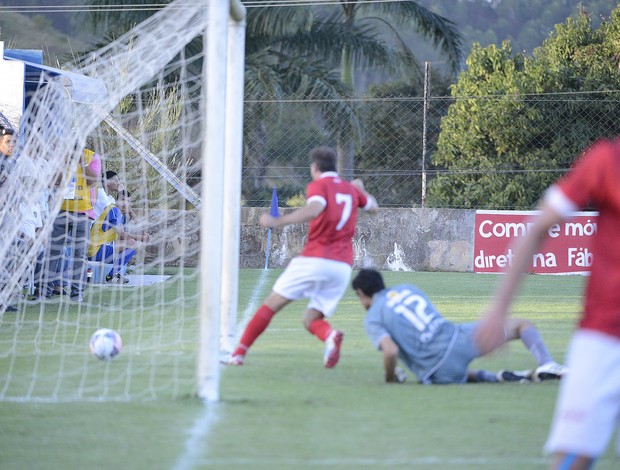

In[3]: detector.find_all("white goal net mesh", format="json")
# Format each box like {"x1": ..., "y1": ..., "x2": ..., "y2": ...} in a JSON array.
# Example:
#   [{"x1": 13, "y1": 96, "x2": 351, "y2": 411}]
[{"x1": 0, "y1": 0, "x2": 220, "y2": 402}]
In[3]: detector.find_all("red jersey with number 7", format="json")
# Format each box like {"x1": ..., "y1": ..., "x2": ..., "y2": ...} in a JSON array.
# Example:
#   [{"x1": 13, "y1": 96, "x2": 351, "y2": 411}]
[{"x1": 300, "y1": 172, "x2": 371, "y2": 265}]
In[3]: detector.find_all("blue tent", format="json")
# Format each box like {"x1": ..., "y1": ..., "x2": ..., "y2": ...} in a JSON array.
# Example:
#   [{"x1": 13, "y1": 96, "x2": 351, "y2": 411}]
[{"x1": 3, "y1": 48, "x2": 106, "y2": 107}]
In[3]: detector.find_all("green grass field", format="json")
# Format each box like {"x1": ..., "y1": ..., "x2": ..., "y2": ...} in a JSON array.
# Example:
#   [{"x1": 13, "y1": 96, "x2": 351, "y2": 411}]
[{"x1": 1, "y1": 270, "x2": 618, "y2": 469}]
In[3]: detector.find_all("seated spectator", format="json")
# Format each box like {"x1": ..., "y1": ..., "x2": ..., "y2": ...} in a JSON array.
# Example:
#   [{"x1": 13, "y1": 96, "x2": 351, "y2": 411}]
[
  {"x1": 91, "y1": 170, "x2": 124, "y2": 220},
  {"x1": 88, "y1": 190, "x2": 149, "y2": 283}
]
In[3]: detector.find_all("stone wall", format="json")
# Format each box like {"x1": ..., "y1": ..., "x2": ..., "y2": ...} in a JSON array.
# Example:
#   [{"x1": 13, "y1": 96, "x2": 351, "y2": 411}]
[
  {"x1": 145, "y1": 208, "x2": 476, "y2": 271},
  {"x1": 240, "y1": 207, "x2": 476, "y2": 272}
]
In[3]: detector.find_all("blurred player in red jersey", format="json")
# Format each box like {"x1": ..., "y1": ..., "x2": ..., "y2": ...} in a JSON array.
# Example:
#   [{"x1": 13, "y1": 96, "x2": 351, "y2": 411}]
[
  {"x1": 477, "y1": 138, "x2": 620, "y2": 470},
  {"x1": 225, "y1": 146, "x2": 378, "y2": 368}
]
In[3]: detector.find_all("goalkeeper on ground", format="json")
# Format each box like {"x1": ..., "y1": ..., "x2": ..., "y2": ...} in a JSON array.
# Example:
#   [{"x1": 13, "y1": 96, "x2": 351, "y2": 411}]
[{"x1": 352, "y1": 268, "x2": 567, "y2": 384}]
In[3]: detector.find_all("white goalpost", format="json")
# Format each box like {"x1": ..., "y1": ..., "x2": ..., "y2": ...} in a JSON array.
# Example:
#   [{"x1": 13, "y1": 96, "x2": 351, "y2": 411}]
[
  {"x1": 0, "y1": 0, "x2": 246, "y2": 402},
  {"x1": 198, "y1": 0, "x2": 247, "y2": 402}
]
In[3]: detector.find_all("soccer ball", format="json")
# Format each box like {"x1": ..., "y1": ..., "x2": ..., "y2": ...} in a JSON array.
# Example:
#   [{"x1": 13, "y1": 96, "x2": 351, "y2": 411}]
[{"x1": 89, "y1": 328, "x2": 122, "y2": 360}]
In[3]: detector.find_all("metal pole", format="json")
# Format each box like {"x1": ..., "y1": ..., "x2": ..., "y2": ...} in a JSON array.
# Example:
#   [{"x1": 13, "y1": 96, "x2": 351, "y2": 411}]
[
  {"x1": 104, "y1": 115, "x2": 201, "y2": 208},
  {"x1": 421, "y1": 62, "x2": 430, "y2": 208},
  {"x1": 198, "y1": 0, "x2": 229, "y2": 402},
  {"x1": 221, "y1": 3, "x2": 246, "y2": 354}
]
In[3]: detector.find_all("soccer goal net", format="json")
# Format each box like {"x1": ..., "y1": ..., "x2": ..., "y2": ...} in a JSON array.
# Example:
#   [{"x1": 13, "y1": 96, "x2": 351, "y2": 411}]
[{"x1": 0, "y1": 0, "x2": 245, "y2": 402}]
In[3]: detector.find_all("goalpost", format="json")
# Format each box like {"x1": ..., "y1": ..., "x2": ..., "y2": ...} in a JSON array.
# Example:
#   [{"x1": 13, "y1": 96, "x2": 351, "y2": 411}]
[
  {"x1": 199, "y1": 0, "x2": 247, "y2": 402},
  {"x1": 0, "y1": 0, "x2": 246, "y2": 402}
]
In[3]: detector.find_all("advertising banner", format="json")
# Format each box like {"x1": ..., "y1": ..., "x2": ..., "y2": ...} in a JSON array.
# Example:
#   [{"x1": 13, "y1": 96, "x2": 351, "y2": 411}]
[{"x1": 474, "y1": 210, "x2": 597, "y2": 274}]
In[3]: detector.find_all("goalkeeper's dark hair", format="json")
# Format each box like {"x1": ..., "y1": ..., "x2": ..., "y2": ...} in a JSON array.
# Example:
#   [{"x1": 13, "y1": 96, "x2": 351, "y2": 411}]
[
  {"x1": 310, "y1": 146, "x2": 337, "y2": 173},
  {"x1": 352, "y1": 269, "x2": 386, "y2": 297}
]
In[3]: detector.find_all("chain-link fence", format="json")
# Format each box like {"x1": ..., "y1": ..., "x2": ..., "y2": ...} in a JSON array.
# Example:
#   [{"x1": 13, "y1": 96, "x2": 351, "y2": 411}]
[{"x1": 240, "y1": 91, "x2": 620, "y2": 210}]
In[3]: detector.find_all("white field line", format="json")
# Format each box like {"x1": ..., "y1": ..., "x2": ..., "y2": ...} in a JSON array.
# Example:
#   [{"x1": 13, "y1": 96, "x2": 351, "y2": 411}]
[
  {"x1": 172, "y1": 401, "x2": 220, "y2": 470},
  {"x1": 195, "y1": 456, "x2": 551, "y2": 466},
  {"x1": 235, "y1": 268, "x2": 271, "y2": 339},
  {"x1": 173, "y1": 269, "x2": 271, "y2": 470}
]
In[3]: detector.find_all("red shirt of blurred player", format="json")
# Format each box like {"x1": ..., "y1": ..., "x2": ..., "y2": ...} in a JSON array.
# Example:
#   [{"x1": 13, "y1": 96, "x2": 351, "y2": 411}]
[
  {"x1": 300, "y1": 172, "x2": 369, "y2": 265},
  {"x1": 550, "y1": 138, "x2": 620, "y2": 338}
]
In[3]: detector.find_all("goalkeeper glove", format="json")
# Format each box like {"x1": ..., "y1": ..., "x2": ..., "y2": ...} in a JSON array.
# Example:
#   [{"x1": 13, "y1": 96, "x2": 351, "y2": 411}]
[
  {"x1": 394, "y1": 367, "x2": 407, "y2": 383},
  {"x1": 385, "y1": 367, "x2": 407, "y2": 384}
]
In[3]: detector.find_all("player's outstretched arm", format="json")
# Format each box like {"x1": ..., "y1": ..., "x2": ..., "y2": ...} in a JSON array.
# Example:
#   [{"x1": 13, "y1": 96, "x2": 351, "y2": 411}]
[
  {"x1": 477, "y1": 199, "x2": 564, "y2": 355},
  {"x1": 379, "y1": 336, "x2": 405, "y2": 383},
  {"x1": 260, "y1": 200, "x2": 324, "y2": 228}
]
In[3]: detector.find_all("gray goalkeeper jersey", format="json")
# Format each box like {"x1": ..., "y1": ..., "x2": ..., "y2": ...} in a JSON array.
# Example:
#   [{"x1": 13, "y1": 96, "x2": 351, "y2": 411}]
[{"x1": 364, "y1": 284, "x2": 463, "y2": 383}]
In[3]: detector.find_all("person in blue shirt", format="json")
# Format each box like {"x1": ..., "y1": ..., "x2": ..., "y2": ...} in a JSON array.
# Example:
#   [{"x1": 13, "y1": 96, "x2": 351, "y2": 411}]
[
  {"x1": 88, "y1": 190, "x2": 148, "y2": 283},
  {"x1": 351, "y1": 269, "x2": 566, "y2": 384}
]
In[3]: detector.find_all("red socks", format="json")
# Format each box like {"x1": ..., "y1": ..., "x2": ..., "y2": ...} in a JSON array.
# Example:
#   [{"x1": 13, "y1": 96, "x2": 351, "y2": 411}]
[
  {"x1": 233, "y1": 305, "x2": 275, "y2": 357},
  {"x1": 308, "y1": 318, "x2": 332, "y2": 342},
  {"x1": 232, "y1": 306, "x2": 334, "y2": 358}
]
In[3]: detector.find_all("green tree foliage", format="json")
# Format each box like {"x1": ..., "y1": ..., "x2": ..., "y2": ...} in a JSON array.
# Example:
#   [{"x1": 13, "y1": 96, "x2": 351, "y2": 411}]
[
  {"x1": 78, "y1": 1, "x2": 463, "y2": 188},
  {"x1": 97, "y1": 85, "x2": 192, "y2": 209},
  {"x1": 326, "y1": 1, "x2": 462, "y2": 179},
  {"x1": 418, "y1": 0, "x2": 616, "y2": 59},
  {"x1": 429, "y1": 8, "x2": 620, "y2": 209},
  {"x1": 78, "y1": 1, "x2": 448, "y2": 200}
]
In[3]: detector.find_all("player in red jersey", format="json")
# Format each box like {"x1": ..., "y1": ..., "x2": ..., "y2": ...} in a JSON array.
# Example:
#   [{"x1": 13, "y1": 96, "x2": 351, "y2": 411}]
[
  {"x1": 477, "y1": 138, "x2": 620, "y2": 470},
  {"x1": 225, "y1": 146, "x2": 378, "y2": 368}
]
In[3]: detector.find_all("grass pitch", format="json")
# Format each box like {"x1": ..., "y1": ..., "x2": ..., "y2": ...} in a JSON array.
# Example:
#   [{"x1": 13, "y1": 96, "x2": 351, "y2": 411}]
[{"x1": 1, "y1": 270, "x2": 618, "y2": 469}]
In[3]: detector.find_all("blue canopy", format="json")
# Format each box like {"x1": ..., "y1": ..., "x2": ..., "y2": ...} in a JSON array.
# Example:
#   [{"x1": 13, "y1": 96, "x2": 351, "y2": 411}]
[{"x1": 4, "y1": 49, "x2": 107, "y2": 105}]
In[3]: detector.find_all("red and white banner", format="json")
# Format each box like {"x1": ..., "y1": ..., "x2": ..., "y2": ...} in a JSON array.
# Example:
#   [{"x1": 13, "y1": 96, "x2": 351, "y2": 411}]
[{"x1": 474, "y1": 210, "x2": 598, "y2": 274}]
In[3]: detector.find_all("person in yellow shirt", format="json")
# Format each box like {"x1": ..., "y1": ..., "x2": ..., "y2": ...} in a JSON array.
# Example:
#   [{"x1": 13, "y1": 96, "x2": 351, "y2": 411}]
[{"x1": 45, "y1": 149, "x2": 100, "y2": 302}]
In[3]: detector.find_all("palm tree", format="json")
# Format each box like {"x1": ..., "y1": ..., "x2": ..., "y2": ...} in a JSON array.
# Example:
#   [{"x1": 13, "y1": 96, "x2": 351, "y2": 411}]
[
  {"x1": 334, "y1": 1, "x2": 462, "y2": 89},
  {"x1": 242, "y1": 4, "x2": 426, "y2": 183},
  {"x1": 78, "y1": 0, "x2": 168, "y2": 37},
  {"x1": 324, "y1": 1, "x2": 462, "y2": 177},
  {"x1": 239, "y1": 2, "x2": 463, "y2": 178},
  {"x1": 77, "y1": 0, "x2": 462, "y2": 183}
]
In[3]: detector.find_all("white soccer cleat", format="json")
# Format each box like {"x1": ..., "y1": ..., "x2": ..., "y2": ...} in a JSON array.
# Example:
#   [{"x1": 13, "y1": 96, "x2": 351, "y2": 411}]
[
  {"x1": 533, "y1": 362, "x2": 568, "y2": 382},
  {"x1": 324, "y1": 329, "x2": 344, "y2": 369},
  {"x1": 220, "y1": 354, "x2": 244, "y2": 366}
]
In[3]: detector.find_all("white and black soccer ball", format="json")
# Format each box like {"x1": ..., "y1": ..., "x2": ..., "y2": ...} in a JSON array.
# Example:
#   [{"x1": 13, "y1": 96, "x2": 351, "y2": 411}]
[{"x1": 89, "y1": 328, "x2": 122, "y2": 360}]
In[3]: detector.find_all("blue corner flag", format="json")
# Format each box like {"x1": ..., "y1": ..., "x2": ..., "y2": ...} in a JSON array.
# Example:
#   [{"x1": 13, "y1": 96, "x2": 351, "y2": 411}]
[
  {"x1": 265, "y1": 187, "x2": 280, "y2": 269},
  {"x1": 269, "y1": 186, "x2": 280, "y2": 218}
]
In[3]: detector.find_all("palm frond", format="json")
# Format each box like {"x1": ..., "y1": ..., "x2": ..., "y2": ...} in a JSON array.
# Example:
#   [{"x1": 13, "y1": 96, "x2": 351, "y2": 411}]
[
  {"x1": 78, "y1": 0, "x2": 168, "y2": 35},
  {"x1": 279, "y1": 20, "x2": 399, "y2": 72},
  {"x1": 245, "y1": 50, "x2": 286, "y2": 100},
  {"x1": 354, "y1": 0, "x2": 463, "y2": 73},
  {"x1": 246, "y1": 4, "x2": 314, "y2": 38}
]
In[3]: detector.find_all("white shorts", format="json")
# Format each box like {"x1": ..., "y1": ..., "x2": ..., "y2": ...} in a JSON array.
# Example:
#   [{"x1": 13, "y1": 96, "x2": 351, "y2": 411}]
[
  {"x1": 545, "y1": 329, "x2": 620, "y2": 457},
  {"x1": 272, "y1": 256, "x2": 352, "y2": 318}
]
